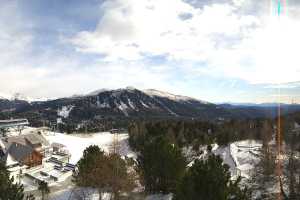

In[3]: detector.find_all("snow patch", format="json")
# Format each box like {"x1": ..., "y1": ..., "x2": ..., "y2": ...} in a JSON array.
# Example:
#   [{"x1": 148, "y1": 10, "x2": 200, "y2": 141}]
[
  {"x1": 128, "y1": 98, "x2": 136, "y2": 110},
  {"x1": 230, "y1": 140, "x2": 261, "y2": 178},
  {"x1": 116, "y1": 101, "x2": 129, "y2": 116},
  {"x1": 146, "y1": 194, "x2": 173, "y2": 200},
  {"x1": 187, "y1": 140, "x2": 262, "y2": 179},
  {"x1": 125, "y1": 86, "x2": 136, "y2": 91},
  {"x1": 99, "y1": 101, "x2": 110, "y2": 108},
  {"x1": 99, "y1": 102, "x2": 110, "y2": 108},
  {"x1": 57, "y1": 105, "x2": 74, "y2": 118},
  {"x1": 144, "y1": 89, "x2": 209, "y2": 104},
  {"x1": 140, "y1": 100, "x2": 150, "y2": 108}
]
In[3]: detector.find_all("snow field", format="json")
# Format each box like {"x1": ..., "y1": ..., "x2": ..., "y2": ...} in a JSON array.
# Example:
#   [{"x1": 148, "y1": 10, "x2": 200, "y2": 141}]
[{"x1": 44, "y1": 131, "x2": 136, "y2": 164}]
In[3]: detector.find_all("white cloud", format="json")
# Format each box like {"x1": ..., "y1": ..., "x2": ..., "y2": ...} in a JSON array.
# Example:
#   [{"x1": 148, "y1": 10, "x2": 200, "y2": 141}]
[
  {"x1": 0, "y1": 1, "x2": 33, "y2": 65},
  {"x1": 70, "y1": 0, "x2": 300, "y2": 85},
  {"x1": 0, "y1": 1, "x2": 182, "y2": 99},
  {"x1": 206, "y1": 16, "x2": 300, "y2": 84},
  {"x1": 0, "y1": 0, "x2": 299, "y2": 101},
  {"x1": 70, "y1": 0, "x2": 256, "y2": 61},
  {"x1": 264, "y1": 81, "x2": 300, "y2": 89},
  {"x1": 0, "y1": 57, "x2": 178, "y2": 99},
  {"x1": 232, "y1": 0, "x2": 246, "y2": 7}
]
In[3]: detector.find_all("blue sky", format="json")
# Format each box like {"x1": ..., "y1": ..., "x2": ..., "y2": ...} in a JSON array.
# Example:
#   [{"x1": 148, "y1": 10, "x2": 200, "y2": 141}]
[{"x1": 0, "y1": 0, "x2": 300, "y2": 103}]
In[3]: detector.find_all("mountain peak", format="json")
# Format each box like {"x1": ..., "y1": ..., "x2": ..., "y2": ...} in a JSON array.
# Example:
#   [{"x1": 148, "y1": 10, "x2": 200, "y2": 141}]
[
  {"x1": 87, "y1": 88, "x2": 110, "y2": 96},
  {"x1": 125, "y1": 86, "x2": 136, "y2": 90},
  {"x1": 87, "y1": 87, "x2": 137, "y2": 96},
  {"x1": 143, "y1": 89, "x2": 208, "y2": 103},
  {"x1": 0, "y1": 92, "x2": 12, "y2": 100}
]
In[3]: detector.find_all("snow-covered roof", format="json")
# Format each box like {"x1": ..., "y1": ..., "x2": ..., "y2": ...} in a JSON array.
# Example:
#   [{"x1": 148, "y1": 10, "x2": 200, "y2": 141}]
[
  {"x1": 5, "y1": 153, "x2": 19, "y2": 167},
  {"x1": 7, "y1": 133, "x2": 49, "y2": 146}
]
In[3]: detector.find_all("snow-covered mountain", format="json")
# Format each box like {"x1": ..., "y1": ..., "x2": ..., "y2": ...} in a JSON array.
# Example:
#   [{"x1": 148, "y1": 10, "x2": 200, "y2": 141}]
[
  {"x1": 0, "y1": 92, "x2": 49, "y2": 102},
  {"x1": 1, "y1": 87, "x2": 300, "y2": 127},
  {"x1": 60, "y1": 87, "x2": 222, "y2": 119},
  {"x1": 143, "y1": 89, "x2": 209, "y2": 104},
  {"x1": 86, "y1": 88, "x2": 110, "y2": 96},
  {"x1": 0, "y1": 92, "x2": 12, "y2": 100},
  {"x1": 0, "y1": 87, "x2": 230, "y2": 122}
]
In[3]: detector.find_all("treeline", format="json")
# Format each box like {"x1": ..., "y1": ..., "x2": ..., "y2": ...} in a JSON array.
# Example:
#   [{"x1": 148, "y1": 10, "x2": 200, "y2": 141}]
[
  {"x1": 1, "y1": 108, "x2": 131, "y2": 134},
  {"x1": 128, "y1": 119, "x2": 275, "y2": 151}
]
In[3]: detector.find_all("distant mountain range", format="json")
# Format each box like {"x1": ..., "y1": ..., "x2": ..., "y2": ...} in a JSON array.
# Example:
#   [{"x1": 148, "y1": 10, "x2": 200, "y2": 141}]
[
  {"x1": 219, "y1": 102, "x2": 298, "y2": 107},
  {"x1": 1, "y1": 87, "x2": 300, "y2": 127}
]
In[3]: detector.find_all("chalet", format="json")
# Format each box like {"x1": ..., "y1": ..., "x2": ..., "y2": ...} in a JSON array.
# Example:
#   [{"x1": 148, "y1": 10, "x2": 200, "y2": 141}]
[
  {"x1": 24, "y1": 133, "x2": 51, "y2": 156},
  {"x1": 5, "y1": 143, "x2": 43, "y2": 167},
  {"x1": 0, "y1": 127, "x2": 73, "y2": 185},
  {"x1": 0, "y1": 133, "x2": 51, "y2": 168}
]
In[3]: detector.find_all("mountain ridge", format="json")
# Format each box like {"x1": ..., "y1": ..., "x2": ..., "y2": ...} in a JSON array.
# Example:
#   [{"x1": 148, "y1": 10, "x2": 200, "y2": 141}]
[
  {"x1": 1, "y1": 87, "x2": 300, "y2": 131},
  {"x1": 2, "y1": 88, "x2": 299, "y2": 106}
]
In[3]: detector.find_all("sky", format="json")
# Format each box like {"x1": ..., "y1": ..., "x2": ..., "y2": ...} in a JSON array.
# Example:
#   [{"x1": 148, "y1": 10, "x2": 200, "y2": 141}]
[{"x1": 0, "y1": 0, "x2": 300, "y2": 103}]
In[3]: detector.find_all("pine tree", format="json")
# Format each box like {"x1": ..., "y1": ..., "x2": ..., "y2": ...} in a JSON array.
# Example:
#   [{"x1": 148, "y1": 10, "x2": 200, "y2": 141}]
[
  {"x1": 107, "y1": 153, "x2": 135, "y2": 200},
  {"x1": 73, "y1": 145, "x2": 105, "y2": 186},
  {"x1": 175, "y1": 154, "x2": 249, "y2": 200},
  {"x1": 73, "y1": 145, "x2": 108, "y2": 199},
  {"x1": 248, "y1": 144, "x2": 276, "y2": 199},
  {"x1": 0, "y1": 162, "x2": 25, "y2": 200},
  {"x1": 73, "y1": 145, "x2": 135, "y2": 200},
  {"x1": 137, "y1": 136, "x2": 186, "y2": 194}
]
